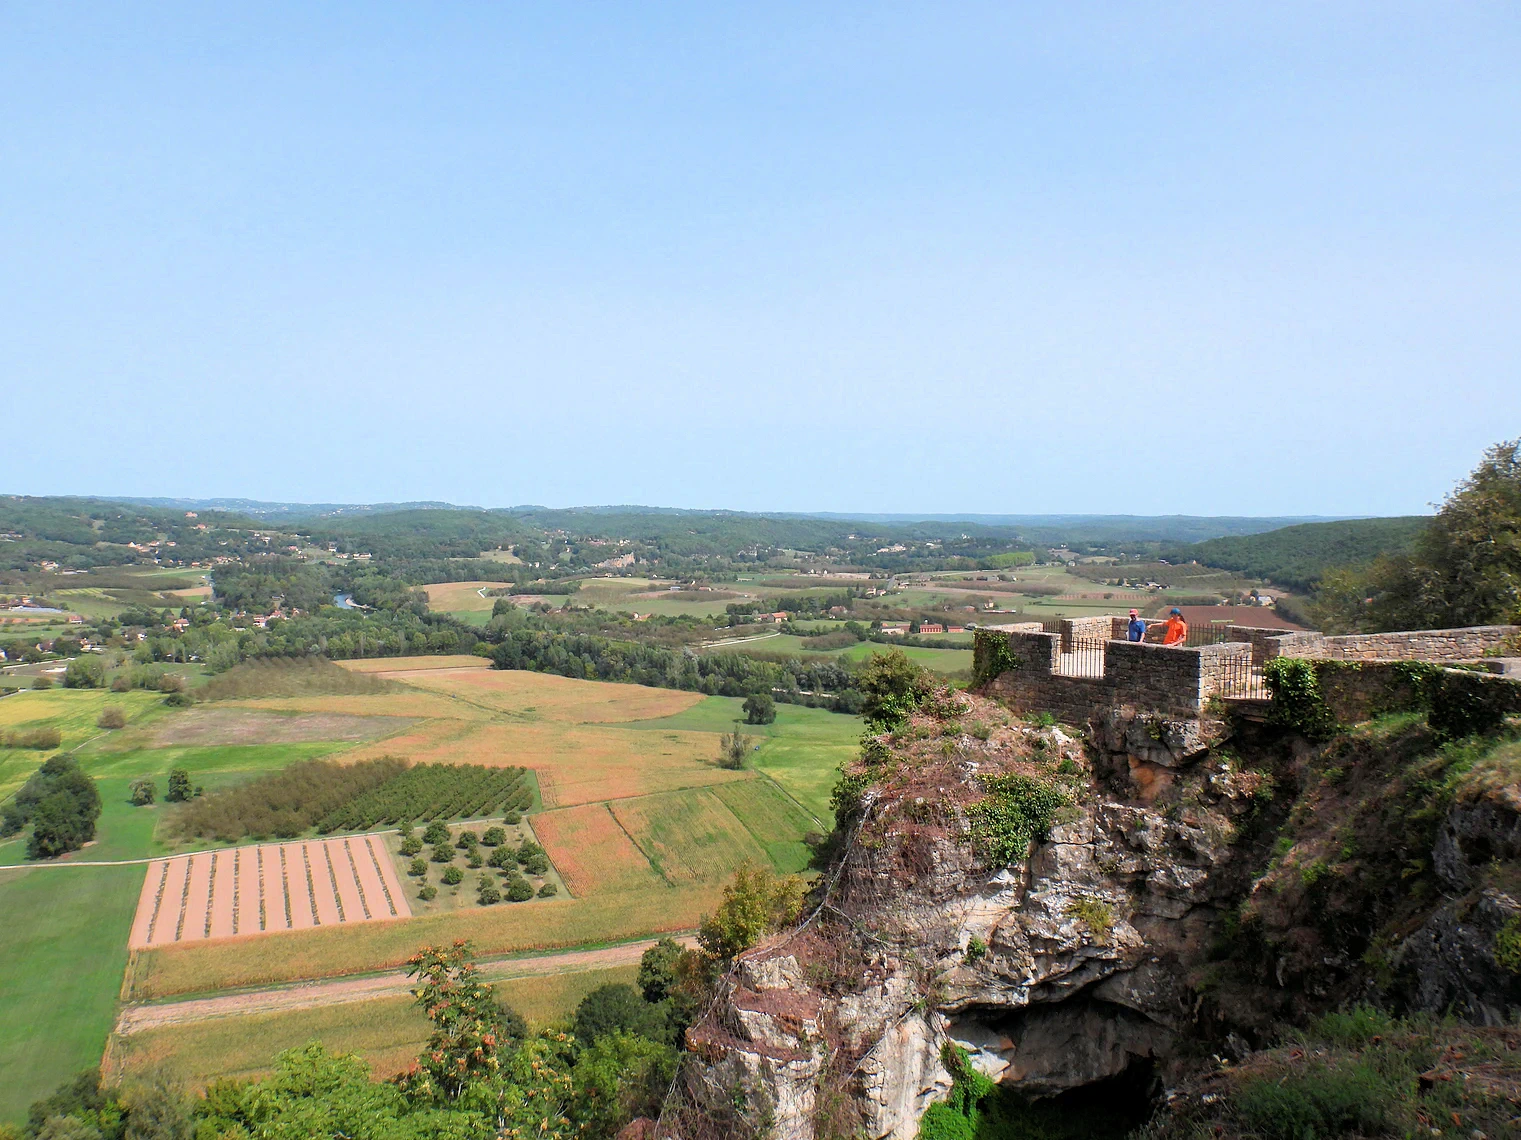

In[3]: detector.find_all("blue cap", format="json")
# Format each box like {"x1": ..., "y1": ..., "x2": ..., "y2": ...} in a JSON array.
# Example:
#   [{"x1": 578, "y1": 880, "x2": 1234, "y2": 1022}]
[{"x1": 1170, "y1": 607, "x2": 1182, "y2": 614}]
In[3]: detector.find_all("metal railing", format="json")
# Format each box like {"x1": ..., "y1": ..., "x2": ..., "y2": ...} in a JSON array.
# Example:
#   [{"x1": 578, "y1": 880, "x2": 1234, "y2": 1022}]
[{"x1": 1210, "y1": 649, "x2": 1271, "y2": 701}]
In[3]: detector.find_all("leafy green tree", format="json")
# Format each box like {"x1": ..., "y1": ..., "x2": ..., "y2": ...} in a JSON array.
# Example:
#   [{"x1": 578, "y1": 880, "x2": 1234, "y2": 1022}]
[
  {"x1": 742, "y1": 692, "x2": 776, "y2": 725},
  {"x1": 397, "y1": 942, "x2": 504, "y2": 1101},
  {"x1": 1315, "y1": 440, "x2": 1521, "y2": 632},
  {"x1": 62, "y1": 656, "x2": 104, "y2": 689},
  {"x1": 570, "y1": 1031, "x2": 676, "y2": 1139},
  {"x1": 423, "y1": 820, "x2": 451, "y2": 845},
  {"x1": 441, "y1": 866, "x2": 464, "y2": 885},
  {"x1": 505, "y1": 876, "x2": 534, "y2": 902},
  {"x1": 572, "y1": 985, "x2": 667, "y2": 1047},
  {"x1": 129, "y1": 779, "x2": 155, "y2": 806},
  {"x1": 480, "y1": 826, "x2": 507, "y2": 846},
  {"x1": 716, "y1": 730, "x2": 751, "y2": 770},
  {"x1": 697, "y1": 862, "x2": 806, "y2": 964},
  {"x1": 164, "y1": 769, "x2": 192, "y2": 803},
  {"x1": 856, "y1": 649, "x2": 932, "y2": 730},
  {"x1": 636, "y1": 938, "x2": 684, "y2": 1004}
]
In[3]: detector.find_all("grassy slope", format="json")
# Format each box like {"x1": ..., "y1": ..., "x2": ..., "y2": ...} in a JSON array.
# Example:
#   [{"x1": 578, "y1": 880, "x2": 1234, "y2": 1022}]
[{"x1": 0, "y1": 864, "x2": 144, "y2": 1123}]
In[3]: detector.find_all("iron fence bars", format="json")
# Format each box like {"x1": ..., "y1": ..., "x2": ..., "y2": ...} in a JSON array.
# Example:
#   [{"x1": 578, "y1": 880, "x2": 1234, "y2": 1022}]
[{"x1": 1210, "y1": 647, "x2": 1270, "y2": 701}]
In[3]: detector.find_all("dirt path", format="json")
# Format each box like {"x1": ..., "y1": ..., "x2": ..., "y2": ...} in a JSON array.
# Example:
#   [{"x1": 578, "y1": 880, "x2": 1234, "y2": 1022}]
[{"x1": 114, "y1": 935, "x2": 696, "y2": 1035}]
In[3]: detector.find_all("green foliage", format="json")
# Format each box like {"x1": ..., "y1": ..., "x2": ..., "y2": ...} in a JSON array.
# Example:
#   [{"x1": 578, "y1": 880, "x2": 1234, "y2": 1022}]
[
  {"x1": 572, "y1": 984, "x2": 668, "y2": 1047},
  {"x1": 480, "y1": 826, "x2": 507, "y2": 847},
  {"x1": 696, "y1": 862, "x2": 806, "y2": 963},
  {"x1": 742, "y1": 692, "x2": 777, "y2": 724},
  {"x1": 165, "y1": 768, "x2": 193, "y2": 804},
  {"x1": 441, "y1": 866, "x2": 464, "y2": 886},
  {"x1": 61, "y1": 657, "x2": 104, "y2": 690},
  {"x1": 1234, "y1": 1063, "x2": 1392, "y2": 1139},
  {"x1": 128, "y1": 778, "x2": 155, "y2": 807},
  {"x1": 1263, "y1": 658, "x2": 1338, "y2": 739},
  {"x1": 964, "y1": 775, "x2": 1067, "y2": 867},
  {"x1": 32, "y1": 675, "x2": 53, "y2": 690},
  {"x1": 320, "y1": 764, "x2": 529, "y2": 831},
  {"x1": 423, "y1": 820, "x2": 451, "y2": 845},
  {"x1": 95, "y1": 708, "x2": 126, "y2": 730},
  {"x1": 418, "y1": 884, "x2": 438, "y2": 901},
  {"x1": 536, "y1": 881, "x2": 557, "y2": 897},
  {"x1": 570, "y1": 1031, "x2": 676, "y2": 1140},
  {"x1": 717, "y1": 729, "x2": 752, "y2": 770},
  {"x1": 408, "y1": 857, "x2": 428, "y2": 877},
  {"x1": 1495, "y1": 916, "x2": 1521, "y2": 973},
  {"x1": 1427, "y1": 671, "x2": 1516, "y2": 739},
  {"x1": 505, "y1": 877, "x2": 535, "y2": 902},
  {"x1": 476, "y1": 875, "x2": 501, "y2": 905},
  {"x1": 400, "y1": 835, "x2": 423, "y2": 856},
  {"x1": 455, "y1": 830, "x2": 478, "y2": 849},
  {"x1": 963, "y1": 936, "x2": 987, "y2": 964},
  {"x1": 971, "y1": 631, "x2": 1021, "y2": 687},
  {"x1": 917, "y1": 1103, "x2": 975, "y2": 1140},
  {"x1": 398, "y1": 941, "x2": 504, "y2": 1100},
  {"x1": 1064, "y1": 897, "x2": 1114, "y2": 943},
  {"x1": 637, "y1": 938, "x2": 685, "y2": 1004},
  {"x1": 1170, "y1": 516, "x2": 1427, "y2": 592},
  {"x1": 857, "y1": 649, "x2": 933, "y2": 730},
  {"x1": 487, "y1": 845, "x2": 513, "y2": 869},
  {"x1": 0, "y1": 755, "x2": 102, "y2": 858}
]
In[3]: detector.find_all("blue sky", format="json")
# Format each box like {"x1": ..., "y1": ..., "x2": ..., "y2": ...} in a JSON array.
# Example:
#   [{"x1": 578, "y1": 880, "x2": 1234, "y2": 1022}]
[{"x1": 3, "y1": 3, "x2": 1516, "y2": 516}]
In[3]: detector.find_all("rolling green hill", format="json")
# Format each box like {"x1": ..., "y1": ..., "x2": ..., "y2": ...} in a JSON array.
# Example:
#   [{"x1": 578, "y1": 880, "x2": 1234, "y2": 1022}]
[{"x1": 1167, "y1": 516, "x2": 1429, "y2": 591}]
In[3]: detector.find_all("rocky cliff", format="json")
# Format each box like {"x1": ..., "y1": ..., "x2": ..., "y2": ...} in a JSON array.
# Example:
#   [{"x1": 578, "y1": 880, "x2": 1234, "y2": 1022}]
[{"x1": 681, "y1": 689, "x2": 1521, "y2": 1139}]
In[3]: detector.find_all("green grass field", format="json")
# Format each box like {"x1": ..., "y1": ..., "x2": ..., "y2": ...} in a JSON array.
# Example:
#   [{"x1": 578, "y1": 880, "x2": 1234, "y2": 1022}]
[{"x1": 0, "y1": 864, "x2": 145, "y2": 1123}]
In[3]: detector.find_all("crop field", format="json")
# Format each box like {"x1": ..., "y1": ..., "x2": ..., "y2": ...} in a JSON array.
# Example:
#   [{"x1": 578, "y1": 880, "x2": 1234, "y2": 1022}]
[
  {"x1": 378, "y1": 666, "x2": 705, "y2": 723},
  {"x1": 129, "y1": 834, "x2": 411, "y2": 949},
  {"x1": 2, "y1": 668, "x2": 858, "y2": 1112},
  {"x1": 108, "y1": 963, "x2": 638, "y2": 1090},
  {"x1": 420, "y1": 580, "x2": 511, "y2": 616},
  {"x1": 611, "y1": 788, "x2": 770, "y2": 885},
  {"x1": 532, "y1": 802, "x2": 665, "y2": 895},
  {"x1": 126, "y1": 881, "x2": 721, "y2": 999},
  {"x1": 341, "y1": 654, "x2": 490, "y2": 673}
]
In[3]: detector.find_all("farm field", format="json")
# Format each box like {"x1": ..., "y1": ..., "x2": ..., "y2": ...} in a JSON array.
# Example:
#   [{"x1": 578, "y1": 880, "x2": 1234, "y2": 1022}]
[
  {"x1": 419, "y1": 580, "x2": 511, "y2": 619},
  {"x1": 0, "y1": 864, "x2": 144, "y2": 1123},
  {"x1": 108, "y1": 963, "x2": 638, "y2": 1090},
  {"x1": 709, "y1": 632, "x2": 973, "y2": 675},
  {"x1": 1, "y1": 664, "x2": 856, "y2": 1119}
]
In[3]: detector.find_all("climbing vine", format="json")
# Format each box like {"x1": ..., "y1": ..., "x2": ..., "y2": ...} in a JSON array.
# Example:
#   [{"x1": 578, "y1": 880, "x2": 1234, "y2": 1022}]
[
  {"x1": 1263, "y1": 657, "x2": 1339, "y2": 740},
  {"x1": 964, "y1": 774, "x2": 1068, "y2": 867},
  {"x1": 972, "y1": 631, "x2": 1021, "y2": 687}
]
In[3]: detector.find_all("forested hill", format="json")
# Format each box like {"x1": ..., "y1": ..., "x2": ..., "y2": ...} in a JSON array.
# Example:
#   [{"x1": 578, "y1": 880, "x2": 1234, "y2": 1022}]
[{"x1": 1164, "y1": 516, "x2": 1429, "y2": 591}]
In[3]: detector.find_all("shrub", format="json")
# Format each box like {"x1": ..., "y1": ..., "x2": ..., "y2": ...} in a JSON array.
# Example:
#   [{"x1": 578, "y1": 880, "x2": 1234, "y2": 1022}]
[
  {"x1": 697, "y1": 862, "x2": 806, "y2": 963},
  {"x1": 399, "y1": 835, "x2": 423, "y2": 857},
  {"x1": 480, "y1": 826, "x2": 507, "y2": 846},
  {"x1": 2, "y1": 726, "x2": 63, "y2": 750},
  {"x1": 573, "y1": 983, "x2": 666, "y2": 1046},
  {"x1": 1264, "y1": 658, "x2": 1338, "y2": 739},
  {"x1": 455, "y1": 830, "x2": 478, "y2": 849},
  {"x1": 522, "y1": 852, "x2": 549, "y2": 876},
  {"x1": 1496, "y1": 916, "x2": 1521, "y2": 973},
  {"x1": 418, "y1": 885, "x2": 437, "y2": 901},
  {"x1": 129, "y1": 778, "x2": 156, "y2": 806},
  {"x1": 32, "y1": 675, "x2": 53, "y2": 690},
  {"x1": 1064, "y1": 897, "x2": 1114, "y2": 943},
  {"x1": 432, "y1": 842, "x2": 456, "y2": 863},
  {"x1": 477, "y1": 875, "x2": 501, "y2": 905},
  {"x1": 965, "y1": 775, "x2": 1067, "y2": 867},
  {"x1": 408, "y1": 858, "x2": 427, "y2": 877},
  {"x1": 488, "y1": 845, "x2": 513, "y2": 869},
  {"x1": 917, "y1": 1103, "x2": 975, "y2": 1140},
  {"x1": 441, "y1": 866, "x2": 464, "y2": 886},
  {"x1": 504, "y1": 810, "x2": 521, "y2": 825},
  {"x1": 505, "y1": 876, "x2": 535, "y2": 902},
  {"x1": 717, "y1": 730, "x2": 751, "y2": 770},
  {"x1": 467, "y1": 851, "x2": 484, "y2": 868},
  {"x1": 163, "y1": 691, "x2": 193, "y2": 707},
  {"x1": 1234, "y1": 1063, "x2": 1392, "y2": 1140},
  {"x1": 96, "y1": 707, "x2": 127, "y2": 730},
  {"x1": 537, "y1": 881, "x2": 558, "y2": 897},
  {"x1": 423, "y1": 820, "x2": 451, "y2": 845},
  {"x1": 166, "y1": 768, "x2": 194, "y2": 803},
  {"x1": 857, "y1": 649, "x2": 933, "y2": 730},
  {"x1": 516, "y1": 839, "x2": 544, "y2": 863}
]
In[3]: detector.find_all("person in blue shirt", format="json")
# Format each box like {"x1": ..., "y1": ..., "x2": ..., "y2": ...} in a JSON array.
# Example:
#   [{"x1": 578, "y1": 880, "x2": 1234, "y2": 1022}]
[{"x1": 1127, "y1": 609, "x2": 1147, "y2": 643}]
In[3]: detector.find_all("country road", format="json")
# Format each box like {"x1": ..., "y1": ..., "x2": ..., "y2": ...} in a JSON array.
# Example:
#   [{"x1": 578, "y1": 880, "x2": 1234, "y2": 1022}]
[{"x1": 114, "y1": 935, "x2": 696, "y2": 1035}]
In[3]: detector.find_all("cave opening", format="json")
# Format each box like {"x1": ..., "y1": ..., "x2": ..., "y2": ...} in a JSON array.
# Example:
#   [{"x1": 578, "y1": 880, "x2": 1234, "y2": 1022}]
[{"x1": 974, "y1": 1059, "x2": 1159, "y2": 1140}]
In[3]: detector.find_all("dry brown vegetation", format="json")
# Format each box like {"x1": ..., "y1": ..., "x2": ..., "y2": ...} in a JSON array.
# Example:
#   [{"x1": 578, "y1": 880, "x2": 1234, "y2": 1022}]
[{"x1": 198, "y1": 657, "x2": 401, "y2": 701}]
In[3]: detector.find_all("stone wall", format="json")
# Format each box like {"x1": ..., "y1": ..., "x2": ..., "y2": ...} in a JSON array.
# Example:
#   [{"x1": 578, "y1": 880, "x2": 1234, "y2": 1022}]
[
  {"x1": 979, "y1": 630, "x2": 1248, "y2": 723},
  {"x1": 1217, "y1": 624, "x2": 1517, "y2": 665}
]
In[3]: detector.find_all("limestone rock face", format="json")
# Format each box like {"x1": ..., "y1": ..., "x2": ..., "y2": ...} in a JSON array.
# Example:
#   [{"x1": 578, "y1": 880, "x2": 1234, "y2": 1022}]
[{"x1": 685, "y1": 703, "x2": 1259, "y2": 1140}]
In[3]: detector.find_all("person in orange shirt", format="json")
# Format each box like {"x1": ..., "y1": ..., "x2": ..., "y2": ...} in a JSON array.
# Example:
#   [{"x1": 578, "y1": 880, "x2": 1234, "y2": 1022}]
[{"x1": 1162, "y1": 607, "x2": 1188, "y2": 646}]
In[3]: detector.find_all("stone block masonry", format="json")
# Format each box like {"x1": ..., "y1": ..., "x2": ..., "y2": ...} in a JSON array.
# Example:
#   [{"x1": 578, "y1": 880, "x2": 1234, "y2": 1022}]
[{"x1": 977, "y1": 619, "x2": 1520, "y2": 726}]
